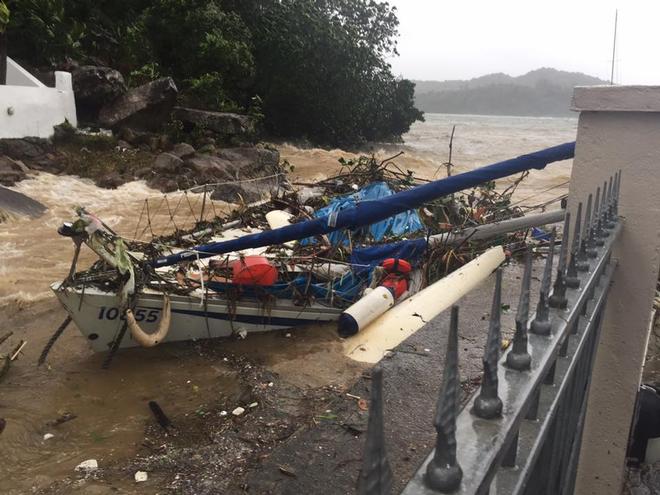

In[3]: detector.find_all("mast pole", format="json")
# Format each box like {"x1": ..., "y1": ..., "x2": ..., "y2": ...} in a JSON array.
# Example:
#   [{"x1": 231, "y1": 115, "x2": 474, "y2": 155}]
[{"x1": 610, "y1": 9, "x2": 618, "y2": 85}]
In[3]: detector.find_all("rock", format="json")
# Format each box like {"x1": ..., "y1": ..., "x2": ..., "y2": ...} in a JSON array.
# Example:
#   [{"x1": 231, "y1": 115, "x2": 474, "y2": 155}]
[
  {"x1": 215, "y1": 146, "x2": 280, "y2": 176},
  {"x1": 96, "y1": 172, "x2": 124, "y2": 189},
  {"x1": 134, "y1": 167, "x2": 153, "y2": 179},
  {"x1": 43, "y1": 433, "x2": 55, "y2": 441},
  {"x1": 0, "y1": 156, "x2": 27, "y2": 186},
  {"x1": 72, "y1": 66, "x2": 127, "y2": 122},
  {"x1": 184, "y1": 154, "x2": 238, "y2": 181},
  {"x1": 173, "y1": 107, "x2": 255, "y2": 137},
  {"x1": 153, "y1": 152, "x2": 183, "y2": 174},
  {"x1": 171, "y1": 142, "x2": 195, "y2": 158},
  {"x1": 210, "y1": 183, "x2": 262, "y2": 204},
  {"x1": 99, "y1": 78, "x2": 178, "y2": 131},
  {"x1": 146, "y1": 176, "x2": 179, "y2": 193},
  {"x1": 75, "y1": 459, "x2": 98, "y2": 472},
  {"x1": 0, "y1": 138, "x2": 47, "y2": 160},
  {"x1": 232, "y1": 407, "x2": 245, "y2": 416},
  {"x1": 116, "y1": 140, "x2": 132, "y2": 150},
  {"x1": 134, "y1": 471, "x2": 148, "y2": 483}
]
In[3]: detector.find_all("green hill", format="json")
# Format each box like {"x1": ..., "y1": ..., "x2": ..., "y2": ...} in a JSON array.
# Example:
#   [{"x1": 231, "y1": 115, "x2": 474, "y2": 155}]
[{"x1": 414, "y1": 68, "x2": 607, "y2": 116}]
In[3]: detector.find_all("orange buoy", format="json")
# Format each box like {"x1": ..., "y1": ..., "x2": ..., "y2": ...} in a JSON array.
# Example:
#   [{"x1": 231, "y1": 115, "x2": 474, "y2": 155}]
[
  {"x1": 231, "y1": 256, "x2": 278, "y2": 286},
  {"x1": 381, "y1": 258, "x2": 412, "y2": 274}
]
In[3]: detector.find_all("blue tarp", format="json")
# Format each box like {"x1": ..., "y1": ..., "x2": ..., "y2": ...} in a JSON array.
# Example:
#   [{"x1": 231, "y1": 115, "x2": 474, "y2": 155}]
[
  {"x1": 152, "y1": 142, "x2": 575, "y2": 267},
  {"x1": 207, "y1": 271, "x2": 368, "y2": 304},
  {"x1": 302, "y1": 181, "x2": 424, "y2": 246},
  {"x1": 350, "y1": 238, "x2": 428, "y2": 273}
]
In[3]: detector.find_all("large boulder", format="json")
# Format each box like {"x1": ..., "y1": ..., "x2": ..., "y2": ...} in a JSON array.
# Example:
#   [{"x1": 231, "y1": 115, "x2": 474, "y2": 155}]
[
  {"x1": 173, "y1": 107, "x2": 255, "y2": 138},
  {"x1": 99, "y1": 78, "x2": 178, "y2": 131},
  {"x1": 215, "y1": 146, "x2": 279, "y2": 176},
  {"x1": 72, "y1": 66, "x2": 127, "y2": 122},
  {"x1": 0, "y1": 138, "x2": 48, "y2": 160},
  {"x1": 0, "y1": 156, "x2": 28, "y2": 186},
  {"x1": 183, "y1": 154, "x2": 238, "y2": 181},
  {"x1": 153, "y1": 152, "x2": 183, "y2": 174}
]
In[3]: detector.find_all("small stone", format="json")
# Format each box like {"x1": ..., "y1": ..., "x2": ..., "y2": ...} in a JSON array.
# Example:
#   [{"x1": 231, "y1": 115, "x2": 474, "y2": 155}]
[
  {"x1": 267, "y1": 382, "x2": 274, "y2": 387},
  {"x1": 232, "y1": 407, "x2": 245, "y2": 416},
  {"x1": 219, "y1": 411, "x2": 228, "y2": 417},
  {"x1": 424, "y1": 348, "x2": 431, "y2": 352},
  {"x1": 75, "y1": 459, "x2": 98, "y2": 472},
  {"x1": 43, "y1": 433, "x2": 55, "y2": 441},
  {"x1": 285, "y1": 333, "x2": 292, "y2": 338},
  {"x1": 134, "y1": 471, "x2": 148, "y2": 482},
  {"x1": 248, "y1": 402, "x2": 258, "y2": 408}
]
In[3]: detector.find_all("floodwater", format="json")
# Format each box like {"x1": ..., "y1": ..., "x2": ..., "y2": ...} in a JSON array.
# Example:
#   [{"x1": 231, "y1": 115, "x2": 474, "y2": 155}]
[{"x1": 0, "y1": 114, "x2": 577, "y2": 493}]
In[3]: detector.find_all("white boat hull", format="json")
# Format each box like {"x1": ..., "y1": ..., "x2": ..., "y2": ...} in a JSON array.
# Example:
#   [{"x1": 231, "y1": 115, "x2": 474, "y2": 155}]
[{"x1": 51, "y1": 282, "x2": 342, "y2": 352}]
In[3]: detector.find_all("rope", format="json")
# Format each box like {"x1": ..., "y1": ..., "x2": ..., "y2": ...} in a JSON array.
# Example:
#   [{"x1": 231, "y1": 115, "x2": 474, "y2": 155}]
[
  {"x1": 101, "y1": 321, "x2": 127, "y2": 369},
  {"x1": 37, "y1": 316, "x2": 72, "y2": 366}
]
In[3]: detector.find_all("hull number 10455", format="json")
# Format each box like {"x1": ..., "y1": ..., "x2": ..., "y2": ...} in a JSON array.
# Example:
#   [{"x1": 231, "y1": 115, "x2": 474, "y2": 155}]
[{"x1": 98, "y1": 307, "x2": 160, "y2": 322}]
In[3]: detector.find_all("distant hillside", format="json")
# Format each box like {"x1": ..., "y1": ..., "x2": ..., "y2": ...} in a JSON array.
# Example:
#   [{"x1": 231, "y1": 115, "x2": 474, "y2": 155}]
[{"x1": 414, "y1": 68, "x2": 607, "y2": 116}]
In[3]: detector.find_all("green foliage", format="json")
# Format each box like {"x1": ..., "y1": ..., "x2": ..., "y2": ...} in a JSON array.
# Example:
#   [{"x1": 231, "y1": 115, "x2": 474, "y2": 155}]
[
  {"x1": 0, "y1": 2, "x2": 9, "y2": 34},
  {"x1": 7, "y1": 0, "x2": 423, "y2": 146},
  {"x1": 181, "y1": 72, "x2": 239, "y2": 112}
]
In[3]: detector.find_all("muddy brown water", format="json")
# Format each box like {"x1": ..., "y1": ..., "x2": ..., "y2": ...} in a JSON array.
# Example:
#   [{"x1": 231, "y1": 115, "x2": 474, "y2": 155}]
[{"x1": 0, "y1": 114, "x2": 577, "y2": 493}]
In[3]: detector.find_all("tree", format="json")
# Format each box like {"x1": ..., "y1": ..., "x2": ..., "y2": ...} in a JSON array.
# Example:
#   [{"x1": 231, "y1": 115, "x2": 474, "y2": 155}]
[
  {"x1": 0, "y1": 1, "x2": 8, "y2": 84},
  {"x1": 231, "y1": 0, "x2": 423, "y2": 145}
]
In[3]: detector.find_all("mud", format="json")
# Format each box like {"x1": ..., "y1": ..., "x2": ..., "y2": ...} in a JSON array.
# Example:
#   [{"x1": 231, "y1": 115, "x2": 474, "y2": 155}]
[{"x1": 0, "y1": 259, "x2": 541, "y2": 494}]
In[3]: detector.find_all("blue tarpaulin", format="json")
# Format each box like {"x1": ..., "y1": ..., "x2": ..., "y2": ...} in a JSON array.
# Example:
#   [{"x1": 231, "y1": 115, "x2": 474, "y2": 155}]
[
  {"x1": 350, "y1": 238, "x2": 428, "y2": 273},
  {"x1": 152, "y1": 142, "x2": 575, "y2": 267},
  {"x1": 302, "y1": 181, "x2": 424, "y2": 246}
]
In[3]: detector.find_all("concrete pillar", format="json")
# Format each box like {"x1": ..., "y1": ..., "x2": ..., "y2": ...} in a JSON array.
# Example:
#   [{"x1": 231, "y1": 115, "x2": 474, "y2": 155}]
[{"x1": 571, "y1": 86, "x2": 660, "y2": 494}]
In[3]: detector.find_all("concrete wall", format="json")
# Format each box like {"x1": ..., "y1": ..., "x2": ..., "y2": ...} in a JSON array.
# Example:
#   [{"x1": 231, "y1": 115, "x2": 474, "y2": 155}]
[
  {"x1": 571, "y1": 86, "x2": 660, "y2": 494},
  {"x1": 0, "y1": 57, "x2": 77, "y2": 138}
]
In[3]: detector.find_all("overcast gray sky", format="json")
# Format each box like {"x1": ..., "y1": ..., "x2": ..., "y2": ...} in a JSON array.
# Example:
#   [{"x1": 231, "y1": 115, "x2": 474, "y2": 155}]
[{"x1": 387, "y1": 0, "x2": 659, "y2": 84}]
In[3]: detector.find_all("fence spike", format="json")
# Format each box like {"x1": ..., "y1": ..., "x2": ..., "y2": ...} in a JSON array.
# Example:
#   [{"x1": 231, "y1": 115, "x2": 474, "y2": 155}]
[
  {"x1": 589, "y1": 187, "x2": 603, "y2": 250},
  {"x1": 605, "y1": 176, "x2": 615, "y2": 228},
  {"x1": 473, "y1": 268, "x2": 503, "y2": 419},
  {"x1": 506, "y1": 249, "x2": 533, "y2": 371},
  {"x1": 576, "y1": 194, "x2": 592, "y2": 272},
  {"x1": 531, "y1": 228, "x2": 557, "y2": 335},
  {"x1": 565, "y1": 202, "x2": 583, "y2": 289},
  {"x1": 425, "y1": 306, "x2": 463, "y2": 492},
  {"x1": 613, "y1": 170, "x2": 622, "y2": 217},
  {"x1": 549, "y1": 212, "x2": 570, "y2": 309},
  {"x1": 599, "y1": 180, "x2": 611, "y2": 237},
  {"x1": 358, "y1": 366, "x2": 393, "y2": 495}
]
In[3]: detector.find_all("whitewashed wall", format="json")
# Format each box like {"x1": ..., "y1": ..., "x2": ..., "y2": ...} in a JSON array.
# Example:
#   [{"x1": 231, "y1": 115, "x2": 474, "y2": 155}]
[{"x1": 0, "y1": 57, "x2": 77, "y2": 139}]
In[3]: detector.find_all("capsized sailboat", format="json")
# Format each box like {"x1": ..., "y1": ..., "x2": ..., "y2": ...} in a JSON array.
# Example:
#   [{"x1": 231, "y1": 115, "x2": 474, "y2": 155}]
[{"x1": 47, "y1": 143, "x2": 574, "y2": 358}]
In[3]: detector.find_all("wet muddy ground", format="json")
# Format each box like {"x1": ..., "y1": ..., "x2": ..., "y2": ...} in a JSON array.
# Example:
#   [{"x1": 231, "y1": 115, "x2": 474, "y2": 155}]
[{"x1": 0, "y1": 260, "x2": 540, "y2": 494}]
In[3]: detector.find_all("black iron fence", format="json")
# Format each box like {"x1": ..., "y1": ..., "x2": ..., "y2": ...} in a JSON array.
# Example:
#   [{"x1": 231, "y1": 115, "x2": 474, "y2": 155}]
[{"x1": 359, "y1": 172, "x2": 622, "y2": 495}]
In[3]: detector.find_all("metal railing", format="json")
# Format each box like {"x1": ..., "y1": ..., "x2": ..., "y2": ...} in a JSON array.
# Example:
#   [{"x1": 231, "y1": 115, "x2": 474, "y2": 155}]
[{"x1": 359, "y1": 172, "x2": 623, "y2": 495}]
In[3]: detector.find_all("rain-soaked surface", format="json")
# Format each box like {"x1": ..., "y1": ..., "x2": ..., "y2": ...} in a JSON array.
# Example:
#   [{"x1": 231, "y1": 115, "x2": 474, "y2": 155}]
[{"x1": 0, "y1": 114, "x2": 576, "y2": 493}]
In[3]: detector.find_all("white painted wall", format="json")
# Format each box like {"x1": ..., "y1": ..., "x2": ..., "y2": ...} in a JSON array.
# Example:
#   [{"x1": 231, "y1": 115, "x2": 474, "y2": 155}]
[
  {"x1": 0, "y1": 57, "x2": 77, "y2": 138},
  {"x1": 570, "y1": 86, "x2": 660, "y2": 494}
]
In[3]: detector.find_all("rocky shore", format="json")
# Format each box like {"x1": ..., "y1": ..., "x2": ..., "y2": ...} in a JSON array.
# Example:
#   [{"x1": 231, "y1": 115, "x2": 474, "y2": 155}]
[{"x1": 0, "y1": 64, "x2": 285, "y2": 205}]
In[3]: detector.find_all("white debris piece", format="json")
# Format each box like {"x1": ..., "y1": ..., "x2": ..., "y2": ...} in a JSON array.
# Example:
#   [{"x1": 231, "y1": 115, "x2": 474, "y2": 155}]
[
  {"x1": 232, "y1": 407, "x2": 245, "y2": 416},
  {"x1": 134, "y1": 471, "x2": 148, "y2": 482},
  {"x1": 237, "y1": 328, "x2": 248, "y2": 339},
  {"x1": 219, "y1": 410, "x2": 228, "y2": 417},
  {"x1": 43, "y1": 433, "x2": 55, "y2": 441},
  {"x1": 248, "y1": 402, "x2": 258, "y2": 408},
  {"x1": 75, "y1": 459, "x2": 98, "y2": 472}
]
